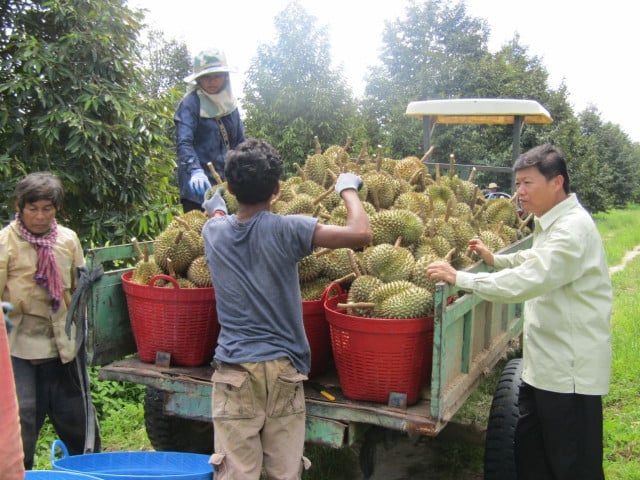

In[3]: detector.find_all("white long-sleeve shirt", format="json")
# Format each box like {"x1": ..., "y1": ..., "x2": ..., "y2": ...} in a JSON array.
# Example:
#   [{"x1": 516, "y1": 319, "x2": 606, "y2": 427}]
[{"x1": 456, "y1": 194, "x2": 612, "y2": 395}]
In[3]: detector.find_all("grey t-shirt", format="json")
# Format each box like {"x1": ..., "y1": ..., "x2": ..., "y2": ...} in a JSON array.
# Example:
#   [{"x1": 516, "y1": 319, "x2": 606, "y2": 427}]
[{"x1": 203, "y1": 210, "x2": 318, "y2": 374}]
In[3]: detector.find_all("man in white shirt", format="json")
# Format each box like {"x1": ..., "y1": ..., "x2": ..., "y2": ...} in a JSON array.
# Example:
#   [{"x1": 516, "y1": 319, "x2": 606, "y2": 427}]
[{"x1": 427, "y1": 144, "x2": 612, "y2": 480}]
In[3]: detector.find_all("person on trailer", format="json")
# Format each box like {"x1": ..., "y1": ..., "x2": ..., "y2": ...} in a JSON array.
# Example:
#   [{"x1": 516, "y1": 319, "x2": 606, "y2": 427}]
[
  {"x1": 427, "y1": 144, "x2": 612, "y2": 480},
  {"x1": 201, "y1": 138, "x2": 371, "y2": 479},
  {"x1": 174, "y1": 48, "x2": 245, "y2": 213}
]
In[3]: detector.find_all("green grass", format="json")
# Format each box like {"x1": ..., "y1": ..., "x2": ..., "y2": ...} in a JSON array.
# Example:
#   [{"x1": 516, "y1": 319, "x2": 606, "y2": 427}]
[{"x1": 31, "y1": 206, "x2": 640, "y2": 477}]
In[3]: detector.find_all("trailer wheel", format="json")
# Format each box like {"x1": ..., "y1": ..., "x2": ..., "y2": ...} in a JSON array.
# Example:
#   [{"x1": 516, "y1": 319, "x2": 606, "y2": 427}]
[
  {"x1": 483, "y1": 357, "x2": 523, "y2": 480},
  {"x1": 144, "y1": 387, "x2": 213, "y2": 453}
]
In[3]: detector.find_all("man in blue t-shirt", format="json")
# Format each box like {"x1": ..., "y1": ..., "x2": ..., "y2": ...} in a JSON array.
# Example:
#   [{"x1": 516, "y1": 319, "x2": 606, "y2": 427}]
[{"x1": 201, "y1": 138, "x2": 371, "y2": 479}]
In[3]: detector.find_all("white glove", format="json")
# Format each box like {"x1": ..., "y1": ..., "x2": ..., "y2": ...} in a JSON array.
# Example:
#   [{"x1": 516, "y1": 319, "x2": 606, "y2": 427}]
[
  {"x1": 335, "y1": 172, "x2": 363, "y2": 194},
  {"x1": 202, "y1": 186, "x2": 227, "y2": 216}
]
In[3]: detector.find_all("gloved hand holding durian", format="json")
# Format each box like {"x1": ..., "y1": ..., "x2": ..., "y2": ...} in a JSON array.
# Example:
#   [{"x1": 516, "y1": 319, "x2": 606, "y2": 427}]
[{"x1": 202, "y1": 186, "x2": 227, "y2": 217}]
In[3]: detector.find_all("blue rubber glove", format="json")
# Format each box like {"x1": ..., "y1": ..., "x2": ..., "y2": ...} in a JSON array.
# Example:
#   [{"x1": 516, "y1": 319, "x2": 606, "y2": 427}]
[
  {"x1": 202, "y1": 186, "x2": 227, "y2": 216},
  {"x1": 189, "y1": 170, "x2": 211, "y2": 196},
  {"x1": 335, "y1": 172, "x2": 363, "y2": 195}
]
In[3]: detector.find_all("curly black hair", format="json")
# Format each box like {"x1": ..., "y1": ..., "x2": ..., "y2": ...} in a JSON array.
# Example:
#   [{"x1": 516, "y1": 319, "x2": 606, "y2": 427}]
[{"x1": 224, "y1": 138, "x2": 283, "y2": 205}]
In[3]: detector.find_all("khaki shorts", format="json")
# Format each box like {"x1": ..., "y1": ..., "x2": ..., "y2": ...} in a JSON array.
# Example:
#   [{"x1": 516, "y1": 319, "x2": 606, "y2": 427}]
[{"x1": 209, "y1": 358, "x2": 311, "y2": 480}]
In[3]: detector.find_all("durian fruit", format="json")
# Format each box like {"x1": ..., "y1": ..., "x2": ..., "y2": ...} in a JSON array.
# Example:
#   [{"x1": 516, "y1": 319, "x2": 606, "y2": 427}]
[
  {"x1": 393, "y1": 156, "x2": 425, "y2": 183},
  {"x1": 446, "y1": 216, "x2": 477, "y2": 252},
  {"x1": 154, "y1": 228, "x2": 199, "y2": 275},
  {"x1": 362, "y1": 171, "x2": 396, "y2": 210},
  {"x1": 478, "y1": 229, "x2": 506, "y2": 253},
  {"x1": 370, "y1": 209, "x2": 424, "y2": 247},
  {"x1": 369, "y1": 280, "x2": 416, "y2": 305},
  {"x1": 393, "y1": 191, "x2": 432, "y2": 221},
  {"x1": 327, "y1": 202, "x2": 376, "y2": 226},
  {"x1": 303, "y1": 153, "x2": 338, "y2": 188},
  {"x1": 319, "y1": 248, "x2": 359, "y2": 282},
  {"x1": 362, "y1": 242, "x2": 416, "y2": 283},
  {"x1": 186, "y1": 255, "x2": 213, "y2": 287},
  {"x1": 169, "y1": 210, "x2": 208, "y2": 233},
  {"x1": 298, "y1": 252, "x2": 327, "y2": 283},
  {"x1": 375, "y1": 285, "x2": 433, "y2": 319},
  {"x1": 130, "y1": 239, "x2": 162, "y2": 285},
  {"x1": 484, "y1": 197, "x2": 518, "y2": 227},
  {"x1": 300, "y1": 276, "x2": 332, "y2": 301},
  {"x1": 164, "y1": 258, "x2": 197, "y2": 289},
  {"x1": 170, "y1": 217, "x2": 205, "y2": 256},
  {"x1": 346, "y1": 274, "x2": 384, "y2": 317}
]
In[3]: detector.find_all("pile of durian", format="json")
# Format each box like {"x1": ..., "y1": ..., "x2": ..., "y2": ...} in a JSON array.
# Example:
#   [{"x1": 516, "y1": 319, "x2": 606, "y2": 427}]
[
  {"x1": 129, "y1": 210, "x2": 213, "y2": 288},
  {"x1": 288, "y1": 138, "x2": 530, "y2": 319},
  {"x1": 129, "y1": 138, "x2": 530, "y2": 316}
]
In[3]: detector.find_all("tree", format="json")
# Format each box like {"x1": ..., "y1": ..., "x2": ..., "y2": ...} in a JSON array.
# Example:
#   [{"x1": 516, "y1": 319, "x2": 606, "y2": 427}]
[
  {"x1": 0, "y1": 0, "x2": 179, "y2": 246},
  {"x1": 138, "y1": 29, "x2": 191, "y2": 97},
  {"x1": 242, "y1": 1, "x2": 361, "y2": 174}
]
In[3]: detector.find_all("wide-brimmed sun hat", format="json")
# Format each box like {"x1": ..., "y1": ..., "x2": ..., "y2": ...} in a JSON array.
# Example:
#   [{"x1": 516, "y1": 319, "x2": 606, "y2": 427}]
[
  {"x1": 488, "y1": 182, "x2": 498, "y2": 189},
  {"x1": 183, "y1": 48, "x2": 234, "y2": 83}
]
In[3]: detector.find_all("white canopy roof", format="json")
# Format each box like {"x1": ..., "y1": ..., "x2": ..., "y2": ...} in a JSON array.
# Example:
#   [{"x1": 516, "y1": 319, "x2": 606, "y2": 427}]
[{"x1": 405, "y1": 98, "x2": 553, "y2": 125}]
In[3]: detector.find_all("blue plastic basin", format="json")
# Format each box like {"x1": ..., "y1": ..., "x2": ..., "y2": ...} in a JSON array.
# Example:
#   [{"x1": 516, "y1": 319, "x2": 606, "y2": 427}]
[
  {"x1": 51, "y1": 440, "x2": 213, "y2": 480},
  {"x1": 26, "y1": 472, "x2": 102, "y2": 480}
]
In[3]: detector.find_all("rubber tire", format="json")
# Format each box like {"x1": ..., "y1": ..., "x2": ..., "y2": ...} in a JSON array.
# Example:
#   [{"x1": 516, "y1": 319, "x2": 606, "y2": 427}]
[
  {"x1": 143, "y1": 386, "x2": 213, "y2": 453},
  {"x1": 483, "y1": 357, "x2": 523, "y2": 480}
]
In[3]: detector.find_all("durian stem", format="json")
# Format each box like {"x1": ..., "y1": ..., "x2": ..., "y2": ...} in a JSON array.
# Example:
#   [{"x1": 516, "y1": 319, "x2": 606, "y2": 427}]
[
  {"x1": 357, "y1": 142, "x2": 369, "y2": 163},
  {"x1": 468, "y1": 166, "x2": 477, "y2": 184},
  {"x1": 313, "y1": 187, "x2": 333, "y2": 205},
  {"x1": 143, "y1": 243, "x2": 151, "y2": 263},
  {"x1": 294, "y1": 163, "x2": 306, "y2": 180},
  {"x1": 166, "y1": 258, "x2": 177, "y2": 278},
  {"x1": 343, "y1": 136, "x2": 352, "y2": 153},
  {"x1": 448, "y1": 154, "x2": 455, "y2": 177},
  {"x1": 175, "y1": 217, "x2": 190, "y2": 229},
  {"x1": 314, "y1": 136, "x2": 321, "y2": 154},
  {"x1": 519, "y1": 213, "x2": 534, "y2": 231},
  {"x1": 206, "y1": 162, "x2": 223, "y2": 185},
  {"x1": 375, "y1": 145, "x2": 383, "y2": 171},
  {"x1": 347, "y1": 250, "x2": 361, "y2": 277},
  {"x1": 131, "y1": 237, "x2": 143, "y2": 259},
  {"x1": 445, "y1": 248, "x2": 457, "y2": 263},
  {"x1": 409, "y1": 168, "x2": 423, "y2": 185},
  {"x1": 393, "y1": 237, "x2": 403, "y2": 248},
  {"x1": 313, "y1": 248, "x2": 333, "y2": 257},
  {"x1": 510, "y1": 191, "x2": 520, "y2": 204},
  {"x1": 420, "y1": 145, "x2": 435, "y2": 163},
  {"x1": 334, "y1": 272, "x2": 357, "y2": 285}
]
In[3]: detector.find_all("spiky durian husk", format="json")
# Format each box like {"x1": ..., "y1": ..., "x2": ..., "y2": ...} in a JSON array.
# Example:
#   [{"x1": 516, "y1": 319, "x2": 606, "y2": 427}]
[
  {"x1": 300, "y1": 276, "x2": 332, "y2": 301},
  {"x1": 375, "y1": 286, "x2": 433, "y2": 319},
  {"x1": 154, "y1": 229, "x2": 199, "y2": 274},
  {"x1": 370, "y1": 209, "x2": 424, "y2": 247},
  {"x1": 362, "y1": 244, "x2": 416, "y2": 283},
  {"x1": 298, "y1": 253, "x2": 326, "y2": 283},
  {"x1": 186, "y1": 255, "x2": 213, "y2": 287}
]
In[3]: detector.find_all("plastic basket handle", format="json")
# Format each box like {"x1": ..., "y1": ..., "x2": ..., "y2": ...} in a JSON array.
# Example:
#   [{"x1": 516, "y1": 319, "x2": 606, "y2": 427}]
[
  {"x1": 321, "y1": 281, "x2": 345, "y2": 302},
  {"x1": 149, "y1": 274, "x2": 180, "y2": 289},
  {"x1": 51, "y1": 438, "x2": 70, "y2": 465}
]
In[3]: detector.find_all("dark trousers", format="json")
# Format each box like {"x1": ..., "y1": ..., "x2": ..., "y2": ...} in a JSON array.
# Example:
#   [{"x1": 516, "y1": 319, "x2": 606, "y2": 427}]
[
  {"x1": 181, "y1": 198, "x2": 203, "y2": 213},
  {"x1": 11, "y1": 357, "x2": 101, "y2": 469},
  {"x1": 515, "y1": 382, "x2": 604, "y2": 480}
]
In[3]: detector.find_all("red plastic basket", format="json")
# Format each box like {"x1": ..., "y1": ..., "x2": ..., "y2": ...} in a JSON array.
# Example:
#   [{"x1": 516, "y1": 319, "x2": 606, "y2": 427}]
[
  {"x1": 302, "y1": 284, "x2": 344, "y2": 377},
  {"x1": 324, "y1": 292, "x2": 434, "y2": 405},
  {"x1": 121, "y1": 271, "x2": 219, "y2": 367}
]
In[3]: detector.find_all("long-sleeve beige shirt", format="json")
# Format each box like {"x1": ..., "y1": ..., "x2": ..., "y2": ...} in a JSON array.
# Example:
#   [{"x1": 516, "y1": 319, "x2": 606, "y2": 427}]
[
  {"x1": 456, "y1": 194, "x2": 612, "y2": 395},
  {"x1": 0, "y1": 221, "x2": 84, "y2": 363}
]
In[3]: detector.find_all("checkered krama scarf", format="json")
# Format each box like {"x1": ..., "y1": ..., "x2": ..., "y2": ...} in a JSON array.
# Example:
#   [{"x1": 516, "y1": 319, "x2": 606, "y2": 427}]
[{"x1": 15, "y1": 213, "x2": 64, "y2": 312}]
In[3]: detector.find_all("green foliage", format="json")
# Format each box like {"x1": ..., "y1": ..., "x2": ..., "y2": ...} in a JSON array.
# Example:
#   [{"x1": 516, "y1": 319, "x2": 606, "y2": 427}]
[
  {"x1": 139, "y1": 29, "x2": 191, "y2": 97},
  {"x1": 242, "y1": 1, "x2": 362, "y2": 173},
  {"x1": 0, "y1": 0, "x2": 180, "y2": 246}
]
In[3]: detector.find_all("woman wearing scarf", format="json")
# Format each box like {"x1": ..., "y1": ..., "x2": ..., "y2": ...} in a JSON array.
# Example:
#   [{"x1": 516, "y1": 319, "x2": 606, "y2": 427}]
[
  {"x1": 0, "y1": 172, "x2": 100, "y2": 469},
  {"x1": 175, "y1": 48, "x2": 246, "y2": 213}
]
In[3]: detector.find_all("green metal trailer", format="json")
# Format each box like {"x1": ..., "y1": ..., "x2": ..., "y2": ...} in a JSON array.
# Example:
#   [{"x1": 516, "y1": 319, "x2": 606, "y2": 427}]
[
  {"x1": 84, "y1": 235, "x2": 531, "y2": 478},
  {"x1": 86, "y1": 99, "x2": 551, "y2": 478}
]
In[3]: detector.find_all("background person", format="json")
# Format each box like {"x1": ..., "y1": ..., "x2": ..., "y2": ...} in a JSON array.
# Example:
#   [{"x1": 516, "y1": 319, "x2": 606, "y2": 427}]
[
  {"x1": 426, "y1": 144, "x2": 612, "y2": 480},
  {"x1": 201, "y1": 139, "x2": 371, "y2": 479},
  {"x1": 0, "y1": 172, "x2": 101, "y2": 469},
  {"x1": 175, "y1": 48, "x2": 246, "y2": 213}
]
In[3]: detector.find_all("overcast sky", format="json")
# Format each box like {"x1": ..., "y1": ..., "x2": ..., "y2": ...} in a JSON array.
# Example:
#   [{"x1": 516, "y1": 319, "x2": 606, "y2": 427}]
[{"x1": 128, "y1": 0, "x2": 639, "y2": 142}]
